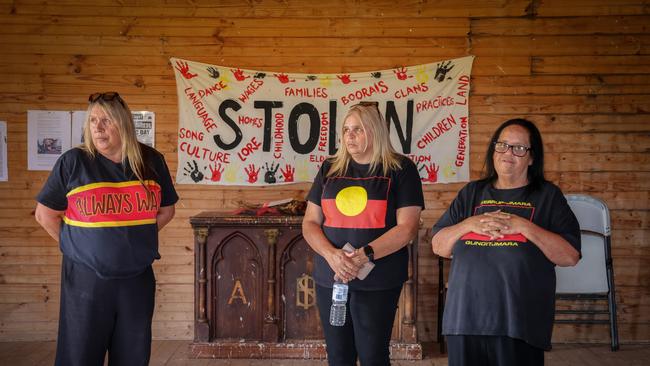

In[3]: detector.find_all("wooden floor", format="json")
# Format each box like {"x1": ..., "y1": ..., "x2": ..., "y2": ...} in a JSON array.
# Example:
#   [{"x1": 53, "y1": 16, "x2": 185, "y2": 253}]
[{"x1": 1, "y1": 340, "x2": 649, "y2": 365}]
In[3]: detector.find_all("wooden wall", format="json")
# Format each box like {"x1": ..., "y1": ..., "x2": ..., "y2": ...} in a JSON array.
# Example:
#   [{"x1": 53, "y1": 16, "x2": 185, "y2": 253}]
[{"x1": 0, "y1": 0, "x2": 648, "y2": 344}]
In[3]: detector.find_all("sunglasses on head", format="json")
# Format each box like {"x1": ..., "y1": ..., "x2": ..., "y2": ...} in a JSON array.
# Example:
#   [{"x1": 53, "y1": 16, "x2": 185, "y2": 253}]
[{"x1": 88, "y1": 92, "x2": 125, "y2": 106}]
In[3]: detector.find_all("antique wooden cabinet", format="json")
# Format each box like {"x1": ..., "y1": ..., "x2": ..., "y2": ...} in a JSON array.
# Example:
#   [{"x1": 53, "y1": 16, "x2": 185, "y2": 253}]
[{"x1": 189, "y1": 212, "x2": 421, "y2": 359}]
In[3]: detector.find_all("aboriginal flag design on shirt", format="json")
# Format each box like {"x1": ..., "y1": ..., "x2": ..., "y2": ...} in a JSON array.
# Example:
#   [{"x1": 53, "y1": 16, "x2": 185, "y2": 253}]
[{"x1": 321, "y1": 176, "x2": 390, "y2": 229}]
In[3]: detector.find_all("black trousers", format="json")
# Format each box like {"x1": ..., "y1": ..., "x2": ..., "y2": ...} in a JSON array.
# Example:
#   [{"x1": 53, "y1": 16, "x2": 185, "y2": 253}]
[
  {"x1": 316, "y1": 284, "x2": 403, "y2": 366},
  {"x1": 55, "y1": 256, "x2": 156, "y2": 366},
  {"x1": 447, "y1": 335, "x2": 545, "y2": 366}
]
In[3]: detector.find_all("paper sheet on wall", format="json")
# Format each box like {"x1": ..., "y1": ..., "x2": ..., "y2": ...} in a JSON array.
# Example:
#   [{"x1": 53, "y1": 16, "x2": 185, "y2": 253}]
[
  {"x1": 71, "y1": 110, "x2": 155, "y2": 148},
  {"x1": 132, "y1": 111, "x2": 155, "y2": 147},
  {"x1": 71, "y1": 111, "x2": 86, "y2": 146},
  {"x1": 27, "y1": 110, "x2": 72, "y2": 171},
  {"x1": 0, "y1": 121, "x2": 7, "y2": 181}
]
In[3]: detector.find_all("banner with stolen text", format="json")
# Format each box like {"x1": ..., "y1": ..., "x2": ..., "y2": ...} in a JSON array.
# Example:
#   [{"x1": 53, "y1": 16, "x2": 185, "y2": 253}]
[{"x1": 171, "y1": 56, "x2": 473, "y2": 185}]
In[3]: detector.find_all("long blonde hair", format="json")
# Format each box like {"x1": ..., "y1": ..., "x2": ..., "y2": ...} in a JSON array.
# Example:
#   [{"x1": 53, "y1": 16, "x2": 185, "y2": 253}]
[
  {"x1": 82, "y1": 93, "x2": 146, "y2": 184},
  {"x1": 327, "y1": 102, "x2": 402, "y2": 177}
]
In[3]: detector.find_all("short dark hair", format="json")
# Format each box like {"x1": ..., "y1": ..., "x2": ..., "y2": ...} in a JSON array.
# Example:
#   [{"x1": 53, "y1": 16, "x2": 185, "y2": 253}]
[{"x1": 481, "y1": 118, "x2": 546, "y2": 191}]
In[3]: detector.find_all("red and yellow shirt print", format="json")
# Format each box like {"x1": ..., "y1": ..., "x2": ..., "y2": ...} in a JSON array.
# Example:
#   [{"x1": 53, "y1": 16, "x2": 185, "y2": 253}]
[
  {"x1": 64, "y1": 180, "x2": 161, "y2": 228},
  {"x1": 321, "y1": 176, "x2": 390, "y2": 229},
  {"x1": 461, "y1": 201, "x2": 535, "y2": 243}
]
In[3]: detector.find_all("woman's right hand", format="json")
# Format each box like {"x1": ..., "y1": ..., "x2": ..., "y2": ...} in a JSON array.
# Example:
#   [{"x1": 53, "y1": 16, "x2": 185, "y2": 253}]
[
  {"x1": 433, "y1": 210, "x2": 508, "y2": 258},
  {"x1": 463, "y1": 209, "x2": 508, "y2": 240},
  {"x1": 326, "y1": 248, "x2": 360, "y2": 283}
]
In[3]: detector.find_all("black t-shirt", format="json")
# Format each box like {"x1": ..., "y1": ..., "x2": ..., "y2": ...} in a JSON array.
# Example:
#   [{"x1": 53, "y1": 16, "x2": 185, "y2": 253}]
[
  {"x1": 432, "y1": 180, "x2": 581, "y2": 350},
  {"x1": 36, "y1": 144, "x2": 179, "y2": 279},
  {"x1": 306, "y1": 156, "x2": 424, "y2": 290}
]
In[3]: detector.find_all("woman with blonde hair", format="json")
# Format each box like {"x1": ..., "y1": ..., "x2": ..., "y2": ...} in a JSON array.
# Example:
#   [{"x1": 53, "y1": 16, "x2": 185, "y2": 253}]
[
  {"x1": 303, "y1": 102, "x2": 424, "y2": 365},
  {"x1": 35, "y1": 92, "x2": 178, "y2": 366}
]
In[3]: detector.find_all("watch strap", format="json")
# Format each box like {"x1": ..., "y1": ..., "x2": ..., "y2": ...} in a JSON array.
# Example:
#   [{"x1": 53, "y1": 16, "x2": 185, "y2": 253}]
[{"x1": 363, "y1": 245, "x2": 374, "y2": 262}]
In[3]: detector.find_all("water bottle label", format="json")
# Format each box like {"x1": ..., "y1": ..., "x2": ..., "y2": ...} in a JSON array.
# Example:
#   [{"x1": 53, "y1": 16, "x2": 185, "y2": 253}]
[
  {"x1": 330, "y1": 304, "x2": 346, "y2": 326},
  {"x1": 332, "y1": 283, "x2": 348, "y2": 302}
]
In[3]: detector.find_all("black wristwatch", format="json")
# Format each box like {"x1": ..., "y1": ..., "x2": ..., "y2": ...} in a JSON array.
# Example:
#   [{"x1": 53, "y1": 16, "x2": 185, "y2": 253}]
[{"x1": 363, "y1": 245, "x2": 375, "y2": 262}]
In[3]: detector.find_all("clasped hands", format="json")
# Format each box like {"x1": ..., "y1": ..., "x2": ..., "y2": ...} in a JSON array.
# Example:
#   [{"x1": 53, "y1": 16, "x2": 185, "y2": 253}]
[
  {"x1": 327, "y1": 247, "x2": 370, "y2": 283},
  {"x1": 467, "y1": 209, "x2": 528, "y2": 240}
]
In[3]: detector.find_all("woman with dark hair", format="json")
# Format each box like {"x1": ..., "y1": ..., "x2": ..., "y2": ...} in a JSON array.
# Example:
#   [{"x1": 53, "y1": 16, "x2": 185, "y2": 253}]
[
  {"x1": 431, "y1": 118, "x2": 581, "y2": 366},
  {"x1": 35, "y1": 92, "x2": 178, "y2": 366}
]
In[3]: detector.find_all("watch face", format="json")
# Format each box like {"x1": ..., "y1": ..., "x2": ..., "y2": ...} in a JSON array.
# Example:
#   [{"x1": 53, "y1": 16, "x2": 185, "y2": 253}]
[{"x1": 363, "y1": 245, "x2": 374, "y2": 260}]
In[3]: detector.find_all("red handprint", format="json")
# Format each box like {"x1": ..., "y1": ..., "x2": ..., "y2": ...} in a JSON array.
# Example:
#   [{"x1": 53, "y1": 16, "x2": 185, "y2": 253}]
[
  {"x1": 244, "y1": 164, "x2": 260, "y2": 183},
  {"x1": 337, "y1": 74, "x2": 357, "y2": 84},
  {"x1": 274, "y1": 73, "x2": 295, "y2": 84},
  {"x1": 209, "y1": 162, "x2": 225, "y2": 182},
  {"x1": 393, "y1": 67, "x2": 411, "y2": 81},
  {"x1": 422, "y1": 163, "x2": 439, "y2": 183},
  {"x1": 280, "y1": 164, "x2": 295, "y2": 182},
  {"x1": 230, "y1": 68, "x2": 249, "y2": 81},
  {"x1": 175, "y1": 60, "x2": 197, "y2": 79}
]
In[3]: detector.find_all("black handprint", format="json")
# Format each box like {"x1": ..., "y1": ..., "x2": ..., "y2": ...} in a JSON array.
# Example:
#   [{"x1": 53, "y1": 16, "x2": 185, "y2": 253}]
[
  {"x1": 253, "y1": 72, "x2": 266, "y2": 79},
  {"x1": 371, "y1": 72, "x2": 382, "y2": 78},
  {"x1": 183, "y1": 160, "x2": 204, "y2": 183},
  {"x1": 434, "y1": 61, "x2": 454, "y2": 82},
  {"x1": 264, "y1": 162, "x2": 280, "y2": 184},
  {"x1": 207, "y1": 66, "x2": 220, "y2": 79},
  {"x1": 306, "y1": 75, "x2": 317, "y2": 81}
]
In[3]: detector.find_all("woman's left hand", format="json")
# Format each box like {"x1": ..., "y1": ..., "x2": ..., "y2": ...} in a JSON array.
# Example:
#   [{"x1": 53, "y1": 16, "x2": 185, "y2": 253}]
[
  {"x1": 481, "y1": 211, "x2": 530, "y2": 238},
  {"x1": 347, "y1": 248, "x2": 370, "y2": 267}
]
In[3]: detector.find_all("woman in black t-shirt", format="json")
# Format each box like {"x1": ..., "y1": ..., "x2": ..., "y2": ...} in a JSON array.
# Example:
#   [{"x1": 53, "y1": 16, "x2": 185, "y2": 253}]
[
  {"x1": 431, "y1": 118, "x2": 581, "y2": 366},
  {"x1": 303, "y1": 102, "x2": 424, "y2": 365},
  {"x1": 35, "y1": 92, "x2": 178, "y2": 366}
]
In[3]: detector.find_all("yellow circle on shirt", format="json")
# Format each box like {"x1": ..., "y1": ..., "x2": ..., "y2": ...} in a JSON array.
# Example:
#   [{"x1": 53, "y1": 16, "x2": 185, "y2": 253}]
[{"x1": 335, "y1": 186, "x2": 368, "y2": 216}]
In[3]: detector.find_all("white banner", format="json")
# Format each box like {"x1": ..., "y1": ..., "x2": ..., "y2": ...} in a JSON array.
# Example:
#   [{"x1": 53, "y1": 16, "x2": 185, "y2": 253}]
[{"x1": 172, "y1": 56, "x2": 473, "y2": 185}]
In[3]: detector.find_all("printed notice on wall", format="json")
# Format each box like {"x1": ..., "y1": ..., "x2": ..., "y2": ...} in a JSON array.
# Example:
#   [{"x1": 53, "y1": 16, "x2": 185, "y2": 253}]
[
  {"x1": 71, "y1": 111, "x2": 86, "y2": 146},
  {"x1": 132, "y1": 111, "x2": 155, "y2": 147},
  {"x1": 0, "y1": 121, "x2": 7, "y2": 181},
  {"x1": 27, "y1": 110, "x2": 72, "y2": 171},
  {"x1": 70, "y1": 110, "x2": 155, "y2": 147},
  {"x1": 29, "y1": 109, "x2": 156, "y2": 171}
]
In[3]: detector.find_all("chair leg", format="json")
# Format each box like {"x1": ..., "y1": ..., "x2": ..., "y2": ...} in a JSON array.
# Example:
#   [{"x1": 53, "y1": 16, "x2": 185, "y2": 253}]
[
  {"x1": 437, "y1": 257, "x2": 446, "y2": 354},
  {"x1": 605, "y1": 238, "x2": 619, "y2": 351},
  {"x1": 437, "y1": 292, "x2": 445, "y2": 353},
  {"x1": 439, "y1": 287, "x2": 447, "y2": 354},
  {"x1": 608, "y1": 280, "x2": 619, "y2": 351}
]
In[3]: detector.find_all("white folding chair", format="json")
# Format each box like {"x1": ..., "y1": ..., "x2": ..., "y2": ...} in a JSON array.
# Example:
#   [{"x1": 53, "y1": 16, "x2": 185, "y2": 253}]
[{"x1": 555, "y1": 194, "x2": 619, "y2": 351}]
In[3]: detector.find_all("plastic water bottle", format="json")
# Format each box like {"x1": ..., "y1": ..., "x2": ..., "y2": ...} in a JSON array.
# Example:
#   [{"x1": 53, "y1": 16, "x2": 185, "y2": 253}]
[{"x1": 329, "y1": 281, "x2": 348, "y2": 326}]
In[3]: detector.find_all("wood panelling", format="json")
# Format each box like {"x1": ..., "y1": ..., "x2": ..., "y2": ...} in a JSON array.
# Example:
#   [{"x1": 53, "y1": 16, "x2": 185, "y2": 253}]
[{"x1": 0, "y1": 0, "x2": 648, "y2": 346}]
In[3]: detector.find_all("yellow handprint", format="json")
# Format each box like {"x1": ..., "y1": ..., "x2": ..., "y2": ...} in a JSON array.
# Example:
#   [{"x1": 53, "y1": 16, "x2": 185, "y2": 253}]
[
  {"x1": 219, "y1": 73, "x2": 232, "y2": 90},
  {"x1": 319, "y1": 76, "x2": 333, "y2": 87},
  {"x1": 296, "y1": 159, "x2": 316, "y2": 182},
  {"x1": 415, "y1": 66, "x2": 429, "y2": 84},
  {"x1": 224, "y1": 163, "x2": 239, "y2": 183},
  {"x1": 443, "y1": 164, "x2": 457, "y2": 179}
]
